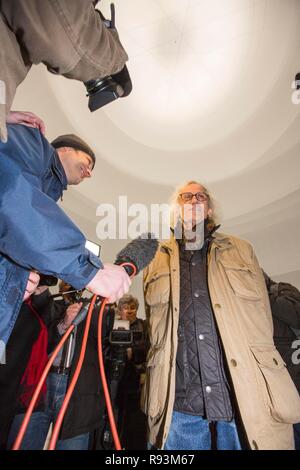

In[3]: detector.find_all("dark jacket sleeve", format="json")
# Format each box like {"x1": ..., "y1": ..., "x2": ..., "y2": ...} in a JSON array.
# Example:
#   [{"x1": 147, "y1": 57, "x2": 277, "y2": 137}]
[
  {"x1": 1, "y1": 0, "x2": 128, "y2": 81},
  {"x1": 269, "y1": 282, "x2": 300, "y2": 330},
  {"x1": 132, "y1": 319, "x2": 150, "y2": 367}
]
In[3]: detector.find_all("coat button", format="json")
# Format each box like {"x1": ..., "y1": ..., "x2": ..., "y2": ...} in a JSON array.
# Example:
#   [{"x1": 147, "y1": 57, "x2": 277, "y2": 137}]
[
  {"x1": 205, "y1": 386, "x2": 212, "y2": 394},
  {"x1": 214, "y1": 304, "x2": 221, "y2": 309},
  {"x1": 194, "y1": 292, "x2": 200, "y2": 298},
  {"x1": 199, "y1": 334, "x2": 204, "y2": 340},
  {"x1": 231, "y1": 359, "x2": 237, "y2": 367}
]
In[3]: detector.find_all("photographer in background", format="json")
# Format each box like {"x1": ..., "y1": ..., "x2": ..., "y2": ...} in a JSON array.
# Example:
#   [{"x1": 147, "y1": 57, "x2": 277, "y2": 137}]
[
  {"x1": 263, "y1": 272, "x2": 300, "y2": 450},
  {"x1": 116, "y1": 294, "x2": 149, "y2": 450},
  {"x1": 0, "y1": 0, "x2": 130, "y2": 142},
  {"x1": 0, "y1": 124, "x2": 131, "y2": 356}
]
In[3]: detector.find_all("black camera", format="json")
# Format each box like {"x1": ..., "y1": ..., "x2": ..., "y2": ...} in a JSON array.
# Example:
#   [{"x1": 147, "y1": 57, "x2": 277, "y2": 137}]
[
  {"x1": 109, "y1": 328, "x2": 132, "y2": 346},
  {"x1": 85, "y1": 3, "x2": 132, "y2": 112},
  {"x1": 85, "y1": 65, "x2": 132, "y2": 111},
  {"x1": 109, "y1": 323, "x2": 132, "y2": 369}
]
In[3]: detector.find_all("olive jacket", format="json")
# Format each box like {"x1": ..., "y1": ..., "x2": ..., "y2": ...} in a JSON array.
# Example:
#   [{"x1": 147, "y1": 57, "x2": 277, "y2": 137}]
[{"x1": 142, "y1": 232, "x2": 300, "y2": 450}]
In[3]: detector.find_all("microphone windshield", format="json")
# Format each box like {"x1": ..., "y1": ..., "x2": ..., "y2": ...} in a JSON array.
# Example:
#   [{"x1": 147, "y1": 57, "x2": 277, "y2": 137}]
[{"x1": 115, "y1": 234, "x2": 159, "y2": 275}]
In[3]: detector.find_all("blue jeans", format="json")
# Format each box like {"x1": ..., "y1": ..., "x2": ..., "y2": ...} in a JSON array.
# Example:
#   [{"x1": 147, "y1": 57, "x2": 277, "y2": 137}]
[
  {"x1": 8, "y1": 373, "x2": 89, "y2": 450},
  {"x1": 294, "y1": 423, "x2": 300, "y2": 450},
  {"x1": 164, "y1": 411, "x2": 242, "y2": 450}
]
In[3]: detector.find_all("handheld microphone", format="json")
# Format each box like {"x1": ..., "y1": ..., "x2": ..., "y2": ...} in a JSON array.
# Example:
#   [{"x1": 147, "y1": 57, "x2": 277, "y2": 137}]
[
  {"x1": 114, "y1": 233, "x2": 159, "y2": 276},
  {"x1": 71, "y1": 234, "x2": 158, "y2": 326}
]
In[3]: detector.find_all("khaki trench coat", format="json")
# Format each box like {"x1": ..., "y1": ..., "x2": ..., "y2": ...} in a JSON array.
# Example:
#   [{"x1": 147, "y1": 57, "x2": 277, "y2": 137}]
[
  {"x1": 0, "y1": 0, "x2": 128, "y2": 142},
  {"x1": 142, "y1": 232, "x2": 300, "y2": 450}
]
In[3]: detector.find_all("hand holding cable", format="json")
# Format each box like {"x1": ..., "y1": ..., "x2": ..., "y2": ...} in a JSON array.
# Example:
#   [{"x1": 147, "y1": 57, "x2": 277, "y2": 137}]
[{"x1": 86, "y1": 263, "x2": 131, "y2": 303}]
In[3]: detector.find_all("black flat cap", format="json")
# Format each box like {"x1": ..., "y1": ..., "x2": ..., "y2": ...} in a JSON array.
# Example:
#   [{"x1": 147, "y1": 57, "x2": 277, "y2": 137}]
[{"x1": 51, "y1": 134, "x2": 96, "y2": 168}]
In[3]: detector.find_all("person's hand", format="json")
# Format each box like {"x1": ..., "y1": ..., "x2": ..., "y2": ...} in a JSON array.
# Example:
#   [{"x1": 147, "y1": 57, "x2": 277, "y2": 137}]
[
  {"x1": 23, "y1": 271, "x2": 40, "y2": 301},
  {"x1": 7, "y1": 111, "x2": 46, "y2": 136},
  {"x1": 86, "y1": 264, "x2": 131, "y2": 303},
  {"x1": 58, "y1": 302, "x2": 83, "y2": 334},
  {"x1": 33, "y1": 285, "x2": 49, "y2": 296}
]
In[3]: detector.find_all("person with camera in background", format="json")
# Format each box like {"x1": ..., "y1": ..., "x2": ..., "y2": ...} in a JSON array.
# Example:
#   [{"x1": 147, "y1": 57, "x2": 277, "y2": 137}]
[
  {"x1": 0, "y1": 124, "x2": 131, "y2": 363},
  {"x1": 0, "y1": 0, "x2": 131, "y2": 143},
  {"x1": 115, "y1": 294, "x2": 149, "y2": 450}
]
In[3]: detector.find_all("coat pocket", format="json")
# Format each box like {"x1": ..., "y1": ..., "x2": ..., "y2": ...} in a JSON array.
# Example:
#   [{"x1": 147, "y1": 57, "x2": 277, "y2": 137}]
[
  {"x1": 219, "y1": 260, "x2": 261, "y2": 301},
  {"x1": 141, "y1": 347, "x2": 165, "y2": 418},
  {"x1": 250, "y1": 345, "x2": 300, "y2": 423}
]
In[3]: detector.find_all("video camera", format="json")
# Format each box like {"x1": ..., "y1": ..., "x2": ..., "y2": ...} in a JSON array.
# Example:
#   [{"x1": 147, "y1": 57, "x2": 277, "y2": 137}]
[
  {"x1": 108, "y1": 320, "x2": 143, "y2": 380},
  {"x1": 85, "y1": 3, "x2": 132, "y2": 111}
]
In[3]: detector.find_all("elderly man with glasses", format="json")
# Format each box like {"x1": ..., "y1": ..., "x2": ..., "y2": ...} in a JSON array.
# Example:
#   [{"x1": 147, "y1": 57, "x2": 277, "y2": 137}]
[{"x1": 142, "y1": 180, "x2": 300, "y2": 451}]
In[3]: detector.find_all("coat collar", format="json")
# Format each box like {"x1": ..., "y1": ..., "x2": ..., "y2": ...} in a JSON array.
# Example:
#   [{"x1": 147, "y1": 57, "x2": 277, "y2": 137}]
[
  {"x1": 161, "y1": 228, "x2": 232, "y2": 253},
  {"x1": 52, "y1": 150, "x2": 68, "y2": 191}
]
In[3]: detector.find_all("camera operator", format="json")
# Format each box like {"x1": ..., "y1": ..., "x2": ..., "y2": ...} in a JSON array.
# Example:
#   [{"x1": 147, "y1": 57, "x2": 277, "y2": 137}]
[
  {"x1": 0, "y1": 123, "x2": 131, "y2": 356},
  {"x1": 115, "y1": 294, "x2": 149, "y2": 450},
  {"x1": 0, "y1": 0, "x2": 130, "y2": 142}
]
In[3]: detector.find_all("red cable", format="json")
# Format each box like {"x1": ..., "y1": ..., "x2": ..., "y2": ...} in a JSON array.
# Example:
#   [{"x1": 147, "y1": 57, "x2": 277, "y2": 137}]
[
  {"x1": 12, "y1": 324, "x2": 75, "y2": 450},
  {"x1": 47, "y1": 294, "x2": 97, "y2": 450},
  {"x1": 96, "y1": 262, "x2": 137, "y2": 450},
  {"x1": 14, "y1": 262, "x2": 136, "y2": 451},
  {"x1": 97, "y1": 298, "x2": 122, "y2": 449}
]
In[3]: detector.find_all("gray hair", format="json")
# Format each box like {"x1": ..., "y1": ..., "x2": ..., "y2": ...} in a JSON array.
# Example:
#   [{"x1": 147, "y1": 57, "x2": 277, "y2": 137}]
[{"x1": 117, "y1": 294, "x2": 139, "y2": 311}]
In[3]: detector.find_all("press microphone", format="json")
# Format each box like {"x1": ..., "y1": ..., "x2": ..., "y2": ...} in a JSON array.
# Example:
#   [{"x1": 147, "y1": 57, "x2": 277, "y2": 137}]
[
  {"x1": 71, "y1": 234, "x2": 158, "y2": 325},
  {"x1": 115, "y1": 233, "x2": 159, "y2": 276}
]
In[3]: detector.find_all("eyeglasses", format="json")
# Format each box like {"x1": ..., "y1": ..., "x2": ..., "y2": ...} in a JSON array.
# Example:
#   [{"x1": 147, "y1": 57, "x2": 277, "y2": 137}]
[{"x1": 179, "y1": 192, "x2": 208, "y2": 203}]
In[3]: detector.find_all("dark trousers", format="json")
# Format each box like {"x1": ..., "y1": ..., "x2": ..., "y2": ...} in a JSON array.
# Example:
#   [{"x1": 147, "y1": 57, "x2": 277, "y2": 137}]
[{"x1": 119, "y1": 391, "x2": 147, "y2": 450}]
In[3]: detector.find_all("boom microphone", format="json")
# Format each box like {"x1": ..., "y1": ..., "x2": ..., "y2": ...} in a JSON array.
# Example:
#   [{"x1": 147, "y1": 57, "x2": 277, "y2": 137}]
[{"x1": 115, "y1": 233, "x2": 159, "y2": 276}]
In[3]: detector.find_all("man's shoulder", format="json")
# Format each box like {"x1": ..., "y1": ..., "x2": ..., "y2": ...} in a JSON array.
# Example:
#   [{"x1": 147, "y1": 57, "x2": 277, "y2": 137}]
[
  {"x1": 214, "y1": 231, "x2": 253, "y2": 249},
  {"x1": 5, "y1": 124, "x2": 54, "y2": 171},
  {"x1": 7, "y1": 123, "x2": 44, "y2": 144}
]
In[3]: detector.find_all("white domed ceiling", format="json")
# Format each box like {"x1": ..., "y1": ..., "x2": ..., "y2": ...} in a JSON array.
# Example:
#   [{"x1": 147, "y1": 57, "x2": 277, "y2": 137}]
[{"x1": 44, "y1": 0, "x2": 300, "y2": 186}]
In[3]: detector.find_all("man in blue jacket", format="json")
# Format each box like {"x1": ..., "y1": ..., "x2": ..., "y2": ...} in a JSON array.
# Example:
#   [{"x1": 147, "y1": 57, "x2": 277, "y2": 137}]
[{"x1": 0, "y1": 122, "x2": 131, "y2": 357}]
